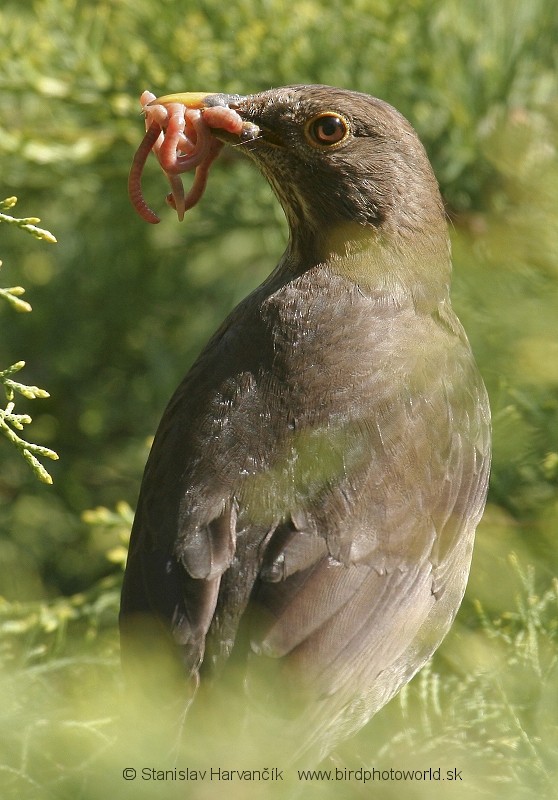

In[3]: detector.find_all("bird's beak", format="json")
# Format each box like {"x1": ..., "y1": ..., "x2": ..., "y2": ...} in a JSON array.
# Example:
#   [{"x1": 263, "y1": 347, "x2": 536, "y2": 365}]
[
  {"x1": 148, "y1": 92, "x2": 246, "y2": 110},
  {"x1": 150, "y1": 92, "x2": 284, "y2": 149},
  {"x1": 147, "y1": 92, "x2": 262, "y2": 146}
]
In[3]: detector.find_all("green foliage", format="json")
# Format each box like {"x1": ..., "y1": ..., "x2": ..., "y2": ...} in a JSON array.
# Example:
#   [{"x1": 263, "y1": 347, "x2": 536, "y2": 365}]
[
  {"x1": 81, "y1": 501, "x2": 134, "y2": 568},
  {"x1": 0, "y1": 0, "x2": 557, "y2": 796},
  {"x1": 0, "y1": 556, "x2": 556, "y2": 799},
  {"x1": 0, "y1": 362, "x2": 57, "y2": 485},
  {"x1": 0, "y1": 197, "x2": 59, "y2": 483},
  {"x1": 0, "y1": 196, "x2": 57, "y2": 246}
]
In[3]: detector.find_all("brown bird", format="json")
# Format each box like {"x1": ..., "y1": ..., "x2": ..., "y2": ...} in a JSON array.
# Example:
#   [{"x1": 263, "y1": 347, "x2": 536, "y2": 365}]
[{"x1": 120, "y1": 84, "x2": 491, "y2": 762}]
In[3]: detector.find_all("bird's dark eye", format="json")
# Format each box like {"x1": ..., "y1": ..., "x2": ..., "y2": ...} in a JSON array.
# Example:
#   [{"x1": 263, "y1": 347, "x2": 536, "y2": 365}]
[{"x1": 305, "y1": 113, "x2": 350, "y2": 147}]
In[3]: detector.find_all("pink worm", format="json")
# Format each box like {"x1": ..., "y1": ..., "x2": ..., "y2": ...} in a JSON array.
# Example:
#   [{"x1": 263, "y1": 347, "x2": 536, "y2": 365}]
[
  {"x1": 128, "y1": 92, "x2": 250, "y2": 224},
  {"x1": 128, "y1": 122, "x2": 163, "y2": 224}
]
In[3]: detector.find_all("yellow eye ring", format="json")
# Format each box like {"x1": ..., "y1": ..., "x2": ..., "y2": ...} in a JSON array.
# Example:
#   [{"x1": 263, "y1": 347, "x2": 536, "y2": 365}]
[{"x1": 304, "y1": 112, "x2": 350, "y2": 148}]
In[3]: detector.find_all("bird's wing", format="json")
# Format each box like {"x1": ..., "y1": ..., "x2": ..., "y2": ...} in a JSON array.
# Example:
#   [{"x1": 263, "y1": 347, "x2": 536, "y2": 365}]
[
  {"x1": 119, "y1": 298, "x2": 277, "y2": 680},
  {"x1": 233, "y1": 364, "x2": 490, "y2": 759}
]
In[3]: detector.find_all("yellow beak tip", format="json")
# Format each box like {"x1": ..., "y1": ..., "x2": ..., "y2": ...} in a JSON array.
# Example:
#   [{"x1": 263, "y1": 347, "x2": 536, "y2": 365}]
[{"x1": 149, "y1": 92, "x2": 215, "y2": 109}]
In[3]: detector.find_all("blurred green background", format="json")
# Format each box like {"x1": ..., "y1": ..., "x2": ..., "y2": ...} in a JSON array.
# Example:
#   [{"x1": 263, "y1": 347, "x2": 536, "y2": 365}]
[{"x1": 1, "y1": 0, "x2": 557, "y2": 798}]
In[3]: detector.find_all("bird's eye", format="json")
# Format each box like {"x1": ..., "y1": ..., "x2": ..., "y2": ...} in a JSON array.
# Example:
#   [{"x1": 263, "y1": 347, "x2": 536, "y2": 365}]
[{"x1": 305, "y1": 113, "x2": 350, "y2": 147}]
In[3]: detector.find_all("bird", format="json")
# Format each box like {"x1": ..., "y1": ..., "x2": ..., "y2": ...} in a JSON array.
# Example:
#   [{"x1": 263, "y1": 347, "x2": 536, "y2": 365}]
[{"x1": 120, "y1": 84, "x2": 491, "y2": 763}]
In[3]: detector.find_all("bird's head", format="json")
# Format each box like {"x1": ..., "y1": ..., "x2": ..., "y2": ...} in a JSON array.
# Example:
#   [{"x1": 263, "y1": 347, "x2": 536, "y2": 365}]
[{"x1": 151, "y1": 85, "x2": 452, "y2": 306}]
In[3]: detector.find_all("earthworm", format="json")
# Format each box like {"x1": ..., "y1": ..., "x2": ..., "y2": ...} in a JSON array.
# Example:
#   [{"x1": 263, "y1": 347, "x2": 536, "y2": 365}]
[
  {"x1": 128, "y1": 122, "x2": 163, "y2": 224},
  {"x1": 128, "y1": 91, "x2": 254, "y2": 224},
  {"x1": 166, "y1": 138, "x2": 224, "y2": 218}
]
